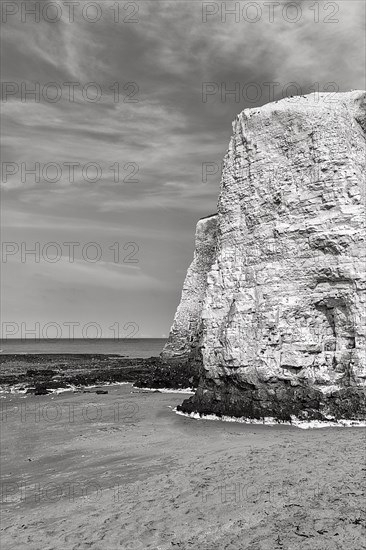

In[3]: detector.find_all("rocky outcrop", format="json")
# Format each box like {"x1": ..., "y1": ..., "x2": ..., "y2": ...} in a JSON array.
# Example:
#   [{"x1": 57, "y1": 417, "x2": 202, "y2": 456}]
[
  {"x1": 169, "y1": 91, "x2": 366, "y2": 421},
  {"x1": 0, "y1": 355, "x2": 161, "y2": 390}
]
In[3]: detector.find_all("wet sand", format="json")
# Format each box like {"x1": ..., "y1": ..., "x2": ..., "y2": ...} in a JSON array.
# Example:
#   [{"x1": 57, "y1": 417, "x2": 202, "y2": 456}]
[{"x1": 1, "y1": 384, "x2": 365, "y2": 549}]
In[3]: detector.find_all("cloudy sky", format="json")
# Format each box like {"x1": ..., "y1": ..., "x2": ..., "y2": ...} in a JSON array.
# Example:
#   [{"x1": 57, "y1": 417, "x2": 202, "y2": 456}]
[{"x1": 1, "y1": 0, "x2": 365, "y2": 338}]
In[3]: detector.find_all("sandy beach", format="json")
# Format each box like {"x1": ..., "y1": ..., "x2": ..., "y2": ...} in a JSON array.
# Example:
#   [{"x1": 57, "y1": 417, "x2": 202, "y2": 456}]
[{"x1": 1, "y1": 384, "x2": 365, "y2": 550}]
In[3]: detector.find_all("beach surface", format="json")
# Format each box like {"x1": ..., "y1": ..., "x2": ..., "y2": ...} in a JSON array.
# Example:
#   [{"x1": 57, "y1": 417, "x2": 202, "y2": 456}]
[{"x1": 1, "y1": 384, "x2": 365, "y2": 550}]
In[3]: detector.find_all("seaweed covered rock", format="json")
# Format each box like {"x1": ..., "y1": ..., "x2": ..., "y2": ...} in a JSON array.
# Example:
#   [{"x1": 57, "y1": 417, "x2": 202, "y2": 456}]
[{"x1": 134, "y1": 359, "x2": 199, "y2": 389}]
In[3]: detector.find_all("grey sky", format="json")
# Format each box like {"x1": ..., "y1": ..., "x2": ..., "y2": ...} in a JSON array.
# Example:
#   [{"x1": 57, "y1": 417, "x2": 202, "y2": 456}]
[{"x1": 1, "y1": 0, "x2": 365, "y2": 338}]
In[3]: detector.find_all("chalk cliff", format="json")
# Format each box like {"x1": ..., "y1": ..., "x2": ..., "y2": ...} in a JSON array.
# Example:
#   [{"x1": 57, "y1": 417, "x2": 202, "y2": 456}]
[
  {"x1": 162, "y1": 214, "x2": 217, "y2": 364},
  {"x1": 164, "y1": 91, "x2": 366, "y2": 420}
]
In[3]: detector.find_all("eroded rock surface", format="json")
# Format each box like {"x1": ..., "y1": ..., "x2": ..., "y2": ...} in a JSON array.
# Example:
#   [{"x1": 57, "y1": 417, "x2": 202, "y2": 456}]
[
  {"x1": 162, "y1": 214, "x2": 217, "y2": 364},
  {"x1": 167, "y1": 91, "x2": 366, "y2": 420}
]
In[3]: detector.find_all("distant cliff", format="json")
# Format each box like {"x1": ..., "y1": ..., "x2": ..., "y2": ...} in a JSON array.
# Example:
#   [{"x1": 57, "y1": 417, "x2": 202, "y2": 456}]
[
  {"x1": 164, "y1": 91, "x2": 366, "y2": 421},
  {"x1": 162, "y1": 214, "x2": 217, "y2": 364}
]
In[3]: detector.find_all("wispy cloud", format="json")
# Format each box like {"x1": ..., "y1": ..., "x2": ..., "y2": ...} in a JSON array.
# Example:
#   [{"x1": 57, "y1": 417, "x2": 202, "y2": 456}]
[{"x1": 1, "y1": 0, "x2": 365, "y2": 335}]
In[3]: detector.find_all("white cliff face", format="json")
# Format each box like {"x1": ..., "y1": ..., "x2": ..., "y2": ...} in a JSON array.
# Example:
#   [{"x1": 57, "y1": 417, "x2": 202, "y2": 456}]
[
  {"x1": 167, "y1": 91, "x2": 366, "y2": 419},
  {"x1": 203, "y1": 90, "x2": 366, "y2": 388},
  {"x1": 162, "y1": 214, "x2": 217, "y2": 362}
]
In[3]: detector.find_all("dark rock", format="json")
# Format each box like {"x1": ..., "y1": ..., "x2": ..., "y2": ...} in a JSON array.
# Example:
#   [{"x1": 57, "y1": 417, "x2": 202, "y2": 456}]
[
  {"x1": 134, "y1": 358, "x2": 200, "y2": 390},
  {"x1": 34, "y1": 384, "x2": 51, "y2": 395},
  {"x1": 178, "y1": 378, "x2": 366, "y2": 421}
]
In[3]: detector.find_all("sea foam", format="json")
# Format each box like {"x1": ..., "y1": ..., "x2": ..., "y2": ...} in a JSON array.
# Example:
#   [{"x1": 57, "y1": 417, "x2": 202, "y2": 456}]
[{"x1": 174, "y1": 409, "x2": 366, "y2": 429}]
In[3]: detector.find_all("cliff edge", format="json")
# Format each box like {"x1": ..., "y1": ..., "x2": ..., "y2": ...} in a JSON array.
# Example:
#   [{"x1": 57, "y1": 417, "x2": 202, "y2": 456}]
[
  {"x1": 166, "y1": 91, "x2": 366, "y2": 420},
  {"x1": 161, "y1": 214, "x2": 217, "y2": 364}
]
